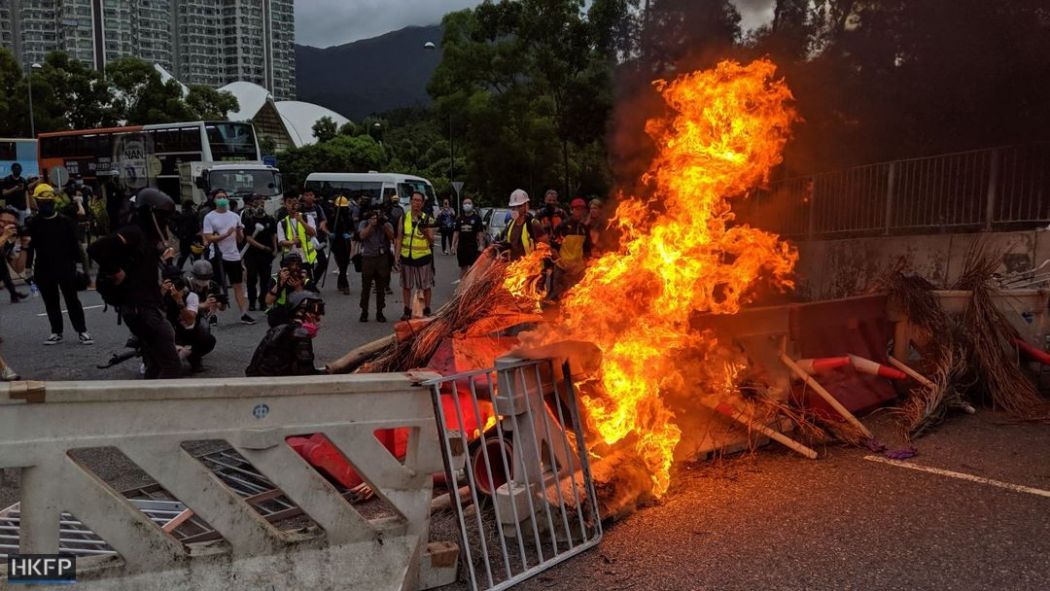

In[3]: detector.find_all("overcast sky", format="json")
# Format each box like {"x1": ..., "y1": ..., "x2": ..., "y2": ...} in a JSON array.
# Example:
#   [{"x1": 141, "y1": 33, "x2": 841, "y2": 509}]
[{"x1": 296, "y1": 0, "x2": 775, "y2": 48}]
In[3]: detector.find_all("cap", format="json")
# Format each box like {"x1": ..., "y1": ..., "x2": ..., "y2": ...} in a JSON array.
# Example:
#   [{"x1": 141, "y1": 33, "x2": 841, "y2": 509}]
[
  {"x1": 32, "y1": 183, "x2": 55, "y2": 200},
  {"x1": 571, "y1": 198, "x2": 587, "y2": 208},
  {"x1": 508, "y1": 189, "x2": 529, "y2": 207}
]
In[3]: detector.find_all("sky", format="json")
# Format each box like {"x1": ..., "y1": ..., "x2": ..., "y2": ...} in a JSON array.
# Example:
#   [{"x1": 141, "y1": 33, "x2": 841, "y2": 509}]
[{"x1": 296, "y1": 0, "x2": 775, "y2": 49}]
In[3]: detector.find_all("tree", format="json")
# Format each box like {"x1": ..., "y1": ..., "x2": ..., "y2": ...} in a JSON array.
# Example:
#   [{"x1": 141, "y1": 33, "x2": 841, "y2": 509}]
[
  {"x1": 108, "y1": 57, "x2": 195, "y2": 125},
  {"x1": 36, "y1": 52, "x2": 119, "y2": 130},
  {"x1": 312, "y1": 116, "x2": 338, "y2": 143},
  {"x1": 278, "y1": 135, "x2": 388, "y2": 190},
  {"x1": 185, "y1": 85, "x2": 239, "y2": 120},
  {"x1": 0, "y1": 49, "x2": 27, "y2": 136}
]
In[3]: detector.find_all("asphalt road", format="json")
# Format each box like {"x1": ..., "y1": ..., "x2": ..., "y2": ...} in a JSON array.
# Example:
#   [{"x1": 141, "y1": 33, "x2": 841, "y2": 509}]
[{"x1": 0, "y1": 253, "x2": 463, "y2": 381}]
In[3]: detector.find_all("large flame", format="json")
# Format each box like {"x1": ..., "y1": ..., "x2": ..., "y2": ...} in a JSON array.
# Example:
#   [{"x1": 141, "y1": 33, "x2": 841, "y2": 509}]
[{"x1": 507, "y1": 59, "x2": 798, "y2": 495}]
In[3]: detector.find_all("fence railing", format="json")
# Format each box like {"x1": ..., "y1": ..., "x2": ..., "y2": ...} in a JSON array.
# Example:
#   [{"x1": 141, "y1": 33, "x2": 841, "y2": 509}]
[{"x1": 741, "y1": 143, "x2": 1050, "y2": 240}]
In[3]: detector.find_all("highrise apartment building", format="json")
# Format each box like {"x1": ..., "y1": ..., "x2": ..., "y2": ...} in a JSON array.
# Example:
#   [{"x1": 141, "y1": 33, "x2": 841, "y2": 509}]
[{"x1": 0, "y1": 0, "x2": 295, "y2": 99}]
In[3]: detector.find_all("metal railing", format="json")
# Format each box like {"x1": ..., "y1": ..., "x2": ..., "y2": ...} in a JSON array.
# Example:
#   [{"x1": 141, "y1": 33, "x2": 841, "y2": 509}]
[{"x1": 741, "y1": 143, "x2": 1050, "y2": 239}]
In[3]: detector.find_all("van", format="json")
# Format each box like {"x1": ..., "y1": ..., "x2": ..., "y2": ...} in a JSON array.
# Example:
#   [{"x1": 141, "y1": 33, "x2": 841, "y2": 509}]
[{"x1": 303, "y1": 172, "x2": 437, "y2": 211}]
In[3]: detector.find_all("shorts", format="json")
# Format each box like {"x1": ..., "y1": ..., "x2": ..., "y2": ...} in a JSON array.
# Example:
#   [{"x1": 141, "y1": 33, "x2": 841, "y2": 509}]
[
  {"x1": 457, "y1": 248, "x2": 480, "y2": 269},
  {"x1": 400, "y1": 261, "x2": 435, "y2": 290},
  {"x1": 222, "y1": 259, "x2": 244, "y2": 284}
]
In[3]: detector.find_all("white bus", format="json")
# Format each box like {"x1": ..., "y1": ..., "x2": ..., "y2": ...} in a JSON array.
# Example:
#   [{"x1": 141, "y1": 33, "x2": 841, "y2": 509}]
[{"x1": 303, "y1": 172, "x2": 437, "y2": 210}]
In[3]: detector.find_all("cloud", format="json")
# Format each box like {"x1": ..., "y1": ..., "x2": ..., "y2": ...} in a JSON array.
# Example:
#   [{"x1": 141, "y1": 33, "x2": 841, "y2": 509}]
[{"x1": 295, "y1": 0, "x2": 775, "y2": 48}]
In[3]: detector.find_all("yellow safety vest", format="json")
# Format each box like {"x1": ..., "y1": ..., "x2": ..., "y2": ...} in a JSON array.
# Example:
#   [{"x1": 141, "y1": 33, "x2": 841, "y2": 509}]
[
  {"x1": 400, "y1": 213, "x2": 432, "y2": 260},
  {"x1": 281, "y1": 217, "x2": 317, "y2": 264},
  {"x1": 510, "y1": 218, "x2": 534, "y2": 256}
]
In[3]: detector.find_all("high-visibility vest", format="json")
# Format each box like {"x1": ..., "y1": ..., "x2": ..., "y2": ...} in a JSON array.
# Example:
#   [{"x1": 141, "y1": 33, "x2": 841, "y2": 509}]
[
  {"x1": 509, "y1": 218, "x2": 535, "y2": 256},
  {"x1": 281, "y1": 217, "x2": 317, "y2": 264},
  {"x1": 400, "y1": 213, "x2": 432, "y2": 260}
]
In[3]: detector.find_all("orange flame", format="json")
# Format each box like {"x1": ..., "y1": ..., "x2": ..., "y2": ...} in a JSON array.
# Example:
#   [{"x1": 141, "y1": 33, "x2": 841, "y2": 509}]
[{"x1": 508, "y1": 59, "x2": 798, "y2": 495}]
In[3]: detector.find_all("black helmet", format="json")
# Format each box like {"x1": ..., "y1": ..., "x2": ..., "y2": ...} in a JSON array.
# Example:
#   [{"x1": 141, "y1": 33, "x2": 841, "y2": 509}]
[
  {"x1": 281, "y1": 252, "x2": 303, "y2": 267},
  {"x1": 288, "y1": 290, "x2": 324, "y2": 316},
  {"x1": 135, "y1": 188, "x2": 176, "y2": 214},
  {"x1": 190, "y1": 260, "x2": 214, "y2": 281}
]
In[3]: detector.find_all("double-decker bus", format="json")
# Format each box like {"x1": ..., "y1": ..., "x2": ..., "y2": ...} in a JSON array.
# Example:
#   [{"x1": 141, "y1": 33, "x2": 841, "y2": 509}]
[
  {"x1": 36, "y1": 121, "x2": 282, "y2": 211},
  {"x1": 0, "y1": 138, "x2": 38, "y2": 178}
]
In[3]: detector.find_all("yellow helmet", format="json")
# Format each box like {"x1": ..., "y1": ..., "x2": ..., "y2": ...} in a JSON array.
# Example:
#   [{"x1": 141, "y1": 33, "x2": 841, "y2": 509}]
[
  {"x1": 334, "y1": 195, "x2": 350, "y2": 207},
  {"x1": 32, "y1": 183, "x2": 56, "y2": 200},
  {"x1": 190, "y1": 242, "x2": 207, "y2": 255}
]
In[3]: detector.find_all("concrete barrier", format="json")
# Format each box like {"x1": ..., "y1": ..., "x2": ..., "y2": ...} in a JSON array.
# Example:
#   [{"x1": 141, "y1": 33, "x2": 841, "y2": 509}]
[{"x1": 0, "y1": 374, "x2": 459, "y2": 591}]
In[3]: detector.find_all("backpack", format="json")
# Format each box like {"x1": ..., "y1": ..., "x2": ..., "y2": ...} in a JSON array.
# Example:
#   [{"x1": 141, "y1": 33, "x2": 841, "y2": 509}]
[{"x1": 245, "y1": 323, "x2": 294, "y2": 377}]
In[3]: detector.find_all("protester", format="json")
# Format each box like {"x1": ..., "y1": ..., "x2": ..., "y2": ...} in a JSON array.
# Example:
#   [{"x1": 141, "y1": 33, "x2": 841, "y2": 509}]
[
  {"x1": 395, "y1": 191, "x2": 436, "y2": 320},
  {"x1": 245, "y1": 291, "x2": 327, "y2": 377},
  {"x1": 300, "y1": 188, "x2": 328, "y2": 280},
  {"x1": 27, "y1": 186, "x2": 92, "y2": 346},
  {"x1": 1, "y1": 163, "x2": 30, "y2": 223},
  {"x1": 437, "y1": 199, "x2": 456, "y2": 255},
  {"x1": 550, "y1": 198, "x2": 592, "y2": 299},
  {"x1": 173, "y1": 200, "x2": 201, "y2": 270},
  {"x1": 504, "y1": 189, "x2": 547, "y2": 261},
  {"x1": 264, "y1": 252, "x2": 317, "y2": 327},
  {"x1": 536, "y1": 189, "x2": 568, "y2": 237},
  {"x1": 329, "y1": 194, "x2": 355, "y2": 295},
  {"x1": 161, "y1": 263, "x2": 217, "y2": 373},
  {"x1": 451, "y1": 197, "x2": 485, "y2": 278},
  {"x1": 88, "y1": 188, "x2": 180, "y2": 379},
  {"x1": 277, "y1": 194, "x2": 318, "y2": 280},
  {"x1": 203, "y1": 193, "x2": 253, "y2": 324},
  {"x1": 239, "y1": 194, "x2": 278, "y2": 311},
  {"x1": 357, "y1": 203, "x2": 394, "y2": 322},
  {"x1": 0, "y1": 208, "x2": 29, "y2": 302},
  {"x1": 588, "y1": 198, "x2": 611, "y2": 255},
  {"x1": 384, "y1": 193, "x2": 404, "y2": 295}
]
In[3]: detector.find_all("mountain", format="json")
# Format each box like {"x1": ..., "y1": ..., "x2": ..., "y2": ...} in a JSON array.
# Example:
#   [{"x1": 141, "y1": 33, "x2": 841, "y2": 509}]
[{"x1": 295, "y1": 25, "x2": 443, "y2": 121}]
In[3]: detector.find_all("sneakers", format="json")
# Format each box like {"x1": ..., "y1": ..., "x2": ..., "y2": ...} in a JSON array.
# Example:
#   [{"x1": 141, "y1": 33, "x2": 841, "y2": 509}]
[
  {"x1": 359, "y1": 311, "x2": 368, "y2": 323},
  {"x1": 400, "y1": 307, "x2": 411, "y2": 321},
  {"x1": 43, "y1": 333, "x2": 62, "y2": 345},
  {"x1": 10, "y1": 291, "x2": 28, "y2": 303},
  {"x1": 0, "y1": 365, "x2": 20, "y2": 381},
  {"x1": 240, "y1": 314, "x2": 256, "y2": 325},
  {"x1": 376, "y1": 311, "x2": 387, "y2": 323},
  {"x1": 248, "y1": 303, "x2": 257, "y2": 312},
  {"x1": 78, "y1": 332, "x2": 94, "y2": 345}
]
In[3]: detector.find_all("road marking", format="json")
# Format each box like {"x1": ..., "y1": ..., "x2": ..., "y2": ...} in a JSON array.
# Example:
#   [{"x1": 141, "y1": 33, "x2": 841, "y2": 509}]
[
  {"x1": 36, "y1": 305, "x2": 104, "y2": 317},
  {"x1": 864, "y1": 455, "x2": 1050, "y2": 499}
]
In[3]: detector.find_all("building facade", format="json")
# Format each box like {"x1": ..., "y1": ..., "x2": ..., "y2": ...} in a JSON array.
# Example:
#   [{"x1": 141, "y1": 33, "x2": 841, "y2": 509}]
[{"x1": 0, "y1": 0, "x2": 295, "y2": 99}]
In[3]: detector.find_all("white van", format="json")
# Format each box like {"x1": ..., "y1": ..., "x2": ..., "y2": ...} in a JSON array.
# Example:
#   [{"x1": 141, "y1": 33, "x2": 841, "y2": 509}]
[{"x1": 303, "y1": 172, "x2": 437, "y2": 210}]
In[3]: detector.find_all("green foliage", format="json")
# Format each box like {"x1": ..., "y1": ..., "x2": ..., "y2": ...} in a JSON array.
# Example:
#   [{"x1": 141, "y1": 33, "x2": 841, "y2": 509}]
[
  {"x1": 107, "y1": 57, "x2": 196, "y2": 124},
  {"x1": 0, "y1": 48, "x2": 27, "y2": 136},
  {"x1": 312, "y1": 116, "x2": 338, "y2": 143},
  {"x1": 185, "y1": 85, "x2": 240, "y2": 120},
  {"x1": 277, "y1": 134, "x2": 389, "y2": 191}
]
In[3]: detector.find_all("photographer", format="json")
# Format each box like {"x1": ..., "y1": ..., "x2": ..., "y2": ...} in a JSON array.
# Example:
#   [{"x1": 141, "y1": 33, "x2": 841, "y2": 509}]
[
  {"x1": 161, "y1": 262, "x2": 219, "y2": 373},
  {"x1": 0, "y1": 207, "x2": 29, "y2": 302},
  {"x1": 357, "y1": 203, "x2": 394, "y2": 322},
  {"x1": 394, "y1": 191, "x2": 436, "y2": 320},
  {"x1": 276, "y1": 194, "x2": 318, "y2": 280},
  {"x1": 264, "y1": 252, "x2": 317, "y2": 327}
]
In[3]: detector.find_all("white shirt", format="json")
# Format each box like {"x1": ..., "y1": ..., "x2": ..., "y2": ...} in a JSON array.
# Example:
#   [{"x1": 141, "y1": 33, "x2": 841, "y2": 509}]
[
  {"x1": 181, "y1": 292, "x2": 200, "y2": 329},
  {"x1": 203, "y1": 210, "x2": 243, "y2": 262}
]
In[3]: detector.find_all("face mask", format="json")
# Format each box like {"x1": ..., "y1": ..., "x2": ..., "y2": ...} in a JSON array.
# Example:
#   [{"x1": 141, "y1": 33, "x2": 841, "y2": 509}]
[
  {"x1": 510, "y1": 210, "x2": 520, "y2": 221},
  {"x1": 300, "y1": 321, "x2": 319, "y2": 339},
  {"x1": 463, "y1": 203, "x2": 473, "y2": 213},
  {"x1": 215, "y1": 198, "x2": 229, "y2": 209},
  {"x1": 37, "y1": 201, "x2": 56, "y2": 217}
]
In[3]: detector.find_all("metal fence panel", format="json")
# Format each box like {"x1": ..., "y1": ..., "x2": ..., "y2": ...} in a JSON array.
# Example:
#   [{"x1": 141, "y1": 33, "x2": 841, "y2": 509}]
[{"x1": 427, "y1": 358, "x2": 602, "y2": 591}]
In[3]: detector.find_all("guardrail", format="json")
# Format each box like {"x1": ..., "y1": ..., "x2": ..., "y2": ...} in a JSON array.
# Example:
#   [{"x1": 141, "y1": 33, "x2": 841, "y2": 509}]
[
  {"x1": 0, "y1": 374, "x2": 460, "y2": 591},
  {"x1": 742, "y1": 143, "x2": 1050, "y2": 239}
]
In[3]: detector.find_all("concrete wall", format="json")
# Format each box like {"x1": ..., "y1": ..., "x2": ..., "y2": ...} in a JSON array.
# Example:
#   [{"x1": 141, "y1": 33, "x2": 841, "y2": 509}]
[{"x1": 794, "y1": 229, "x2": 1050, "y2": 300}]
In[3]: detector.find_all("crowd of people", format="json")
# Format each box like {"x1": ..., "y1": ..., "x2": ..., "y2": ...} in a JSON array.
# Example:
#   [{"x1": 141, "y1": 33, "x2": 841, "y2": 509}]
[{"x1": 0, "y1": 173, "x2": 610, "y2": 381}]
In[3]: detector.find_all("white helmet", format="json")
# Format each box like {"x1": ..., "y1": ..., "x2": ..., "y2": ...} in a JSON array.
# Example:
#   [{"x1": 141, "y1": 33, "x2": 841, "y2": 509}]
[{"x1": 508, "y1": 189, "x2": 529, "y2": 207}]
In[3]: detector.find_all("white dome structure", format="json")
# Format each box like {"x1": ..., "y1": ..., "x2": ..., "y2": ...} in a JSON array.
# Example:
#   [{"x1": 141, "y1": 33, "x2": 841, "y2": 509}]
[
  {"x1": 276, "y1": 101, "x2": 350, "y2": 147},
  {"x1": 217, "y1": 81, "x2": 353, "y2": 150}
]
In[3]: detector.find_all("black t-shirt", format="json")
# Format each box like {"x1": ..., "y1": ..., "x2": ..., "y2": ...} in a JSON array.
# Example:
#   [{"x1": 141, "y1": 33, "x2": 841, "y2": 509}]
[
  {"x1": 88, "y1": 224, "x2": 164, "y2": 307},
  {"x1": 2, "y1": 175, "x2": 28, "y2": 209},
  {"x1": 508, "y1": 216, "x2": 545, "y2": 261},
  {"x1": 28, "y1": 214, "x2": 81, "y2": 281},
  {"x1": 241, "y1": 211, "x2": 277, "y2": 254},
  {"x1": 455, "y1": 212, "x2": 485, "y2": 254}
]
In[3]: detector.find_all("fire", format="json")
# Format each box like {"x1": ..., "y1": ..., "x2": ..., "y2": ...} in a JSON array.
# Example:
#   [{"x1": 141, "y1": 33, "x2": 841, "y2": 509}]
[{"x1": 507, "y1": 59, "x2": 798, "y2": 495}]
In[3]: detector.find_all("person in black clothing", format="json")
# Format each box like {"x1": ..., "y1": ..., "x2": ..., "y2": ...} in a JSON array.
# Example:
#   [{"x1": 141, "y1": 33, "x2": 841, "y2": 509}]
[
  {"x1": 172, "y1": 200, "x2": 201, "y2": 270},
  {"x1": 161, "y1": 264, "x2": 216, "y2": 373},
  {"x1": 239, "y1": 194, "x2": 278, "y2": 311},
  {"x1": 1, "y1": 163, "x2": 31, "y2": 223},
  {"x1": 27, "y1": 191, "x2": 92, "y2": 345},
  {"x1": 536, "y1": 189, "x2": 569, "y2": 237},
  {"x1": 88, "y1": 188, "x2": 180, "y2": 379},
  {"x1": 329, "y1": 194, "x2": 355, "y2": 295},
  {"x1": 264, "y1": 252, "x2": 318, "y2": 327},
  {"x1": 451, "y1": 198, "x2": 485, "y2": 278},
  {"x1": 246, "y1": 290, "x2": 327, "y2": 377},
  {"x1": 0, "y1": 208, "x2": 29, "y2": 302}
]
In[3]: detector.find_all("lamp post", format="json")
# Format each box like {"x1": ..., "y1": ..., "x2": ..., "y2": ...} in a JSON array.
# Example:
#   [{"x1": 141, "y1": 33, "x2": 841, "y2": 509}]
[{"x1": 26, "y1": 62, "x2": 42, "y2": 138}]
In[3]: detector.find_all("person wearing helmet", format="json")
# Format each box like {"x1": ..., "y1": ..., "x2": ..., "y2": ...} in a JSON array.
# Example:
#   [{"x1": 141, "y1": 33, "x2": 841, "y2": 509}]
[
  {"x1": 329, "y1": 194, "x2": 355, "y2": 295},
  {"x1": 27, "y1": 183, "x2": 93, "y2": 345},
  {"x1": 239, "y1": 193, "x2": 278, "y2": 312},
  {"x1": 161, "y1": 263, "x2": 217, "y2": 373},
  {"x1": 245, "y1": 291, "x2": 327, "y2": 377},
  {"x1": 504, "y1": 189, "x2": 547, "y2": 261},
  {"x1": 87, "y1": 187, "x2": 181, "y2": 379},
  {"x1": 264, "y1": 251, "x2": 317, "y2": 327}
]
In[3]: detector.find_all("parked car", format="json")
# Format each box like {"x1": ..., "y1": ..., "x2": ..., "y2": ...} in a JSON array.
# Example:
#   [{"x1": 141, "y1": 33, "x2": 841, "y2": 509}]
[{"x1": 483, "y1": 208, "x2": 511, "y2": 243}]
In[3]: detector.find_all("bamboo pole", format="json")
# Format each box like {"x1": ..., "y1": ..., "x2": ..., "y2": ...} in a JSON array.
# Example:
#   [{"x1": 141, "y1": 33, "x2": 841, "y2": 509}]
[
  {"x1": 888, "y1": 356, "x2": 975, "y2": 414},
  {"x1": 327, "y1": 334, "x2": 396, "y2": 374},
  {"x1": 702, "y1": 400, "x2": 818, "y2": 459},
  {"x1": 780, "y1": 353, "x2": 874, "y2": 439}
]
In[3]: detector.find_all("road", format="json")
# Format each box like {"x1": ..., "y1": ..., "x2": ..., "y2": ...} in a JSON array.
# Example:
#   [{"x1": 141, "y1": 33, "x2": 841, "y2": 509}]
[{"x1": 0, "y1": 253, "x2": 463, "y2": 381}]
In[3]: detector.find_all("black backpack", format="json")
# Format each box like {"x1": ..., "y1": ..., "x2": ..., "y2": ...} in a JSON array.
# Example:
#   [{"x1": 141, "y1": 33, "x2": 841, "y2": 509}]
[{"x1": 245, "y1": 324, "x2": 294, "y2": 377}]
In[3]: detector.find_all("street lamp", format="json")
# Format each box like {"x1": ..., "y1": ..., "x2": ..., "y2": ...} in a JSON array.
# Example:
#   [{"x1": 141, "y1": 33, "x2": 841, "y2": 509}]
[
  {"x1": 26, "y1": 62, "x2": 42, "y2": 138},
  {"x1": 423, "y1": 41, "x2": 459, "y2": 211}
]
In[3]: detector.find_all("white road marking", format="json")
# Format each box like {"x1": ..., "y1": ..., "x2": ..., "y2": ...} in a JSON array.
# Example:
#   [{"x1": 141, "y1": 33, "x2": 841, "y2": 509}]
[
  {"x1": 35, "y1": 305, "x2": 105, "y2": 317},
  {"x1": 864, "y1": 455, "x2": 1050, "y2": 499}
]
